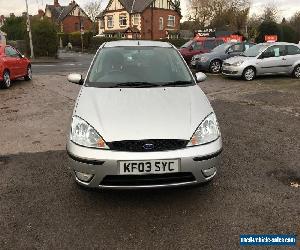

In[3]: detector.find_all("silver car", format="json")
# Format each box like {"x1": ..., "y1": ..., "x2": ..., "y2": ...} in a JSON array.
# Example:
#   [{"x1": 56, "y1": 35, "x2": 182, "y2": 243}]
[
  {"x1": 222, "y1": 42, "x2": 300, "y2": 81},
  {"x1": 66, "y1": 40, "x2": 222, "y2": 189}
]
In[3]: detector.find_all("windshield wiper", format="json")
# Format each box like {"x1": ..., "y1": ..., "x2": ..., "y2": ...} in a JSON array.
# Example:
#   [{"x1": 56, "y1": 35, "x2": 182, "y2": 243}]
[
  {"x1": 112, "y1": 82, "x2": 159, "y2": 88},
  {"x1": 160, "y1": 81, "x2": 193, "y2": 87}
]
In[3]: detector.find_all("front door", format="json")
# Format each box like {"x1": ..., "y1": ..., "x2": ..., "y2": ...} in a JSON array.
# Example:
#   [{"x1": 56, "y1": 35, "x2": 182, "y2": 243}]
[{"x1": 257, "y1": 45, "x2": 288, "y2": 75}]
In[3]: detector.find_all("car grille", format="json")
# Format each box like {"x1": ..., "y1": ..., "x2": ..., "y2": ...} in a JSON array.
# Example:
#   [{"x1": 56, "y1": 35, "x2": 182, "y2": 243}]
[
  {"x1": 222, "y1": 69, "x2": 238, "y2": 75},
  {"x1": 107, "y1": 139, "x2": 188, "y2": 152},
  {"x1": 100, "y1": 173, "x2": 196, "y2": 186}
]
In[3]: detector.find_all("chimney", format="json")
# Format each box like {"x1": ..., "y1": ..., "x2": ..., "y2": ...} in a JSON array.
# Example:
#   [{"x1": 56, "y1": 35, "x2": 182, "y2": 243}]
[{"x1": 54, "y1": 0, "x2": 60, "y2": 7}]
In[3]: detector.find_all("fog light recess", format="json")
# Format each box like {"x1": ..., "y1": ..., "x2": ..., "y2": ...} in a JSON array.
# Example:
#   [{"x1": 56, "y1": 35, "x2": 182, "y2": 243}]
[
  {"x1": 202, "y1": 167, "x2": 217, "y2": 178},
  {"x1": 75, "y1": 171, "x2": 94, "y2": 182}
]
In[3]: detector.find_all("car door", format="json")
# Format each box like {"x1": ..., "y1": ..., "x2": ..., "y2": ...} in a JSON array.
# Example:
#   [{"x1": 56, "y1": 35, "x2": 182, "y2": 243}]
[
  {"x1": 4, "y1": 46, "x2": 19, "y2": 78},
  {"x1": 284, "y1": 45, "x2": 300, "y2": 72},
  {"x1": 257, "y1": 45, "x2": 288, "y2": 75}
]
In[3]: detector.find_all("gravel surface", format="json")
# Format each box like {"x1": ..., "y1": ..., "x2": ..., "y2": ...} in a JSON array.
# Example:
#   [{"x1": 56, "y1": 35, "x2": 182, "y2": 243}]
[{"x1": 0, "y1": 74, "x2": 299, "y2": 249}]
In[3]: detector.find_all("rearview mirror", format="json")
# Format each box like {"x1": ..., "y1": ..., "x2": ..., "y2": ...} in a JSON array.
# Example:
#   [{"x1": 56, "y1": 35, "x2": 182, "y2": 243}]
[
  {"x1": 68, "y1": 73, "x2": 83, "y2": 85},
  {"x1": 195, "y1": 72, "x2": 207, "y2": 82}
]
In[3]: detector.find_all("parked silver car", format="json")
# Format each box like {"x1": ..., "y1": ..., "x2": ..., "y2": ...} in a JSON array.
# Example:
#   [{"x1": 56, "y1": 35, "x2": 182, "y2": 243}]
[
  {"x1": 222, "y1": 42, "x2": 300, "y2": 81},
  {"x1": 66, "y1": 40, "x2": 222, "y2": 189}
]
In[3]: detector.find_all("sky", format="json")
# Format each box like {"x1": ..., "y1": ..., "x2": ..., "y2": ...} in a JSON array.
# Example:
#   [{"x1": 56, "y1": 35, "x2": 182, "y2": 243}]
[{"x1": 0, "y1": 0, "x2": 299, "y2": 20}]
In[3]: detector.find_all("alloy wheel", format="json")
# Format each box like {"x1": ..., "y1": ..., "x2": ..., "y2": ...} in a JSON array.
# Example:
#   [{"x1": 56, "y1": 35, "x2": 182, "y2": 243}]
[
  {"x1": 244, "y1": 68, "x2": 255, "y2": 81},
  {"x1": 210, "y1": 61, "x2": 221, "y2": 73},
  {"x1": 3, "y1": 71, "x2": 11, "y2": 88}
]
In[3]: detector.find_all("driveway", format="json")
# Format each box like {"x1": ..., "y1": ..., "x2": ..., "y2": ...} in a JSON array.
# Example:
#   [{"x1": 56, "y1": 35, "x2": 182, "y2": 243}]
[{"x1": 0, "y1": 74, "x2": 299, "y2": 249}]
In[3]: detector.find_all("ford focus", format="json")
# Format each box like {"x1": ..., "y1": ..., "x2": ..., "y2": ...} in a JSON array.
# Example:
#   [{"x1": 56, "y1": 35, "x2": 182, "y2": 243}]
[{"x1": 66, "y1": 40, "x2": 222, "y2": 189}]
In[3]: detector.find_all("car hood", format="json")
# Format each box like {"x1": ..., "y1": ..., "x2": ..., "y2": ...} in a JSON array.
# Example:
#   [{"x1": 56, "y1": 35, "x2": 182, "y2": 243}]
[
  {"x1": 224, "y1": 56, "x2": 252, "y2": 64},
  {"x1": 194, "y1": 52, "x2": 215, "y2": 59},
  {"x1": 74, "y1": 85, "x2": 213, "y2": 142}
]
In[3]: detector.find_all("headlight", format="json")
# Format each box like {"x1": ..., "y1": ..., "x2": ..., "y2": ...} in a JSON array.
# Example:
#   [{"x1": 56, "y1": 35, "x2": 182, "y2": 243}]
[
  {"x1": 231, "y1": 61, "x2": 244, "y2": 66},
  {"x1": 187, "y1": 113, "x2": 220, "y2": 147},
  {"x1": 70, "y1": 116, "x2": 109, "y2": 149},
  {"x1": 200, "y1": 56, "x2": 209, "y2": 62}
]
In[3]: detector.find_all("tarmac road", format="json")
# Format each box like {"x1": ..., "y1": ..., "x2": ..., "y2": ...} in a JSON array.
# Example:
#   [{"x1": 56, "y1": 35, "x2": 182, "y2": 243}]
[
  {"x1": 0, "y1": 71, "x2": 300, "y2": 249},
  {"x1": 31, "y1": 51, "x2": 94, "y2": 75}
]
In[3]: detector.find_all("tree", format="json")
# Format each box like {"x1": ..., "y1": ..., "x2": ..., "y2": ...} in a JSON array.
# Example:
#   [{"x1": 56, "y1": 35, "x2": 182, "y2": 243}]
[
  {"x1": 260, "y1": 4, "x2": 278, "y2": 22},
  {"x1": 30, "y1": 18, "x2": 58, "y2": 57},
  {"x1": 1, "y1": 16, "x2": 26, "y2": 40},
  {"x1": 290, "y1": 12, "x2": 300, "y2": 42},
  {"x1": 187, "y1": 0, "x2": 250, "y2": 31},
  {"x1": 84, "y1": 0, "x2": 103, "y2": 33},
  {"x1": 256, "y1": 21, "x2": 280, "y2": 43}
]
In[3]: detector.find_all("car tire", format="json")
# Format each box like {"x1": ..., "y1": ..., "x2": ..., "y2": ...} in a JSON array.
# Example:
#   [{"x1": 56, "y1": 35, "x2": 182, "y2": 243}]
[
  {"x1": 24, "y1": 65, "x2": 32, "y2": 81},
  {"x1": 293, "y1": 65, "x2": 300, "y2": 78},
  {"x1": 0, "y1": 70, "x2": 11, "y2": 89},
  {"x1": 209, "y1": 60, "x2": 222, "y2": 74},
  {"x1": 242, "y1": 67, "x2": 256, "y2": 81}
]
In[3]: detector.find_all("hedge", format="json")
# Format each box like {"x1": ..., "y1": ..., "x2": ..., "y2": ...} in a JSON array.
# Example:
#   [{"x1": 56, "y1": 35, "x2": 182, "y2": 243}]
[{"x1": 68, "y1": 31, "x2": 94, "y2": 48}]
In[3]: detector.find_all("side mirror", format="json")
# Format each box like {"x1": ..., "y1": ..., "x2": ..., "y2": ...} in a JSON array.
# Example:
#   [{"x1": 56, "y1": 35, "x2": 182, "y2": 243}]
[
  {"x1": 227, "y1": 49, "x2": 233, "y2": 54},
  {"x1": 21, "y1": 54, "x2": 25, "y2": 58},
  {"x1": 195, "y1": 72, "x2": 207, "y2": 82},
  {"x1": 68, "y1": 73, "x2": 83, "y2": 85}
]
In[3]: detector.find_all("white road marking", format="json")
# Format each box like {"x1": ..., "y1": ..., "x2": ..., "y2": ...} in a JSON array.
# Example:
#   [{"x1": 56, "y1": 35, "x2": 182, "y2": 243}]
[{"x1": 33, "y1": 64, "x2": 56, "y2": 67}]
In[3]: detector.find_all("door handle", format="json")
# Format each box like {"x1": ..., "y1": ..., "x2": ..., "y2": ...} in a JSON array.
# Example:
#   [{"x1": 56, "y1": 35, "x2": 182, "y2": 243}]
[{"x1": 282, "y1": 58, "x2": 287, "y2": 60}]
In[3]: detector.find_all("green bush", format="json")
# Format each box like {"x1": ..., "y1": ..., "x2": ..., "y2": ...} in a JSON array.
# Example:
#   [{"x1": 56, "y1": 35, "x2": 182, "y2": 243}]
[
  {"x1": 68, "y1": 31, "x2": 94, "y2": 48},
  {"x1": 30, "y1": 19, "x2": 58, "y2": 57},
  {"x1": 57, "y1": 32, "x2": 69, "y2": 47},
  {"x1": 90, "y1": 36, "x2": 119, "y2": 50}
]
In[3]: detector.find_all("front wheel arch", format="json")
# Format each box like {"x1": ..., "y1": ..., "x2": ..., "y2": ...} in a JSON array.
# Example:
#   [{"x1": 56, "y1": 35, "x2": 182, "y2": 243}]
[{"x1": 242, "y1": 66, "x2": 256, "y2": 81}]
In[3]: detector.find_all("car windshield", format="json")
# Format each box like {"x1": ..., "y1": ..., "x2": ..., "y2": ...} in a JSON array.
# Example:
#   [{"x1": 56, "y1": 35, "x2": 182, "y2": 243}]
[
  {"x1": 87, "y1": 47, "x2": 194, "y2": 88},
  {"x1": 180, "y1": 40, "x2": 194, "y2": 48},
  {"x1": 242, "y1": 44, "x2": 268, "y2": 57},
  {"x1": 212, "y1": 43, "x2": 232, "y2": 52}
]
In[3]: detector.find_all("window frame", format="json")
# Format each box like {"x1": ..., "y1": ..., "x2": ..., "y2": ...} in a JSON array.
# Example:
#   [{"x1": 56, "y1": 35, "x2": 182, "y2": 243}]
[
  {"x1": 167, "y1": 15, "x2": 175, "y2": 28},
  {"x1": 133, "y1": 14, "x2": 139, "y2": 26},
  {"x1": 119, "y1": 14, "x2": 127, "y2": 27},
  {"x1": 159, "y1": 17, "x2": 163, "y2": 30},
  {"x1": 107, "y1": 15, "x2": 113, "y2": 28}
]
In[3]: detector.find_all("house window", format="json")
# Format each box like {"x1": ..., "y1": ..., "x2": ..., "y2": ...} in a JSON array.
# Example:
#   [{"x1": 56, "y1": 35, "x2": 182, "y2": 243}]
[
  {"x1": 133, "y1": 14, "x2": 139, "y2": 26},
  {"x1": 167, "y1": 15, "x2": 175, "y2": 27},
  {"x1": 119, "y1": 14, "x2": 127, "y2": 27},
  {"x1": 75, "y1": 22, "x2": 80, "y2": 31},
  {"x1": 107, "y1": 15, "x2": 113, "y2": 28},
  {"x1": 159, "y1": 17, "x2": 163, "y2": 30}
]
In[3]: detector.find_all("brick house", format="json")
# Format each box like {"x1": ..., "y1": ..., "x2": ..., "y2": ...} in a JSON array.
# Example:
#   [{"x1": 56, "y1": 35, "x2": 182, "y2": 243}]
[
  {"x1": 45, "y1": 0, "x2": 92, "y2": 33},
  {"x1": 97, "y1": 0, "x2": 181, "y2": 39}
]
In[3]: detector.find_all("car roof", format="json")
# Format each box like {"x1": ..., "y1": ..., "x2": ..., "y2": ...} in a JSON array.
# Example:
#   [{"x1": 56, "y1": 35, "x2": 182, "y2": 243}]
[
  {"x1": 103, "y1": 40, "x2": 173, "y2": 48},
  {"x1": 260, "y1": 42, "x2": 298, "y2": 46}
]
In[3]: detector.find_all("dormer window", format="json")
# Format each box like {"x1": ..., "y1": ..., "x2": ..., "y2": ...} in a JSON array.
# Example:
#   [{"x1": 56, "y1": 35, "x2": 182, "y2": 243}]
[
  {"x1": 119, "y1": 14, "x2": 127, "y2": 27},
  {"x1": 133, "y1": 14, "x2": 139, "y2": 26}
]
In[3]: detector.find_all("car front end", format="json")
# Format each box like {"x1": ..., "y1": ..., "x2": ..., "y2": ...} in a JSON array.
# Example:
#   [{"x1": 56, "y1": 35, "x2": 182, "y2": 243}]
[
  {"x1": 190, "y1": 54, "x2": 211, "y2": 72},
  {"x1": 222, "y1": 57, "x2": 249, "y2": 77},
  {"x1": 66, "y1": 40, "x2": 222, "y2": 189}
]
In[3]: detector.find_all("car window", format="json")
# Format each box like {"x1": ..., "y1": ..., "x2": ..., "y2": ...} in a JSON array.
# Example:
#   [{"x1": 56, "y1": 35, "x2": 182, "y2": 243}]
[
  {"x1": 5, "y1": 47, "x2": 19, "y2": 58},
  {"x1": 230, "y1": 43, "x2": 243, "y2": 52},
  {"x1": 193, "y1": 42, "x2": 203, "y2": 50},
  {"x1": 203, "y1": 40, "x2": 216, "y2": 49},
  {"x1": 263, "y1": 45, "x2": 285, "y2": 58},
  {"x1": 286, "y1": 45, "x2": 300, "y2": 55},
  {"x1": 87, "y1": 47, "x2": 193, "y2": 87},
  {"x1": 244, "y1": 43, "x2": 255, "y2": 51}
]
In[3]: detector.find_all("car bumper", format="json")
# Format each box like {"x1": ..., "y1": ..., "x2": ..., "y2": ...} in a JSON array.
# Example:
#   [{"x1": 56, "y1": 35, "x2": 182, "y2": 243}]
[
  {"x1": 222, "y1": 65, "x2": 244, "y2": 77},
  {"x1": 66, "y1": 138, "x2": 222, "y2": 189},
  {"x1": 190, "y1": 60, "x2": 210, "y2": 71}
]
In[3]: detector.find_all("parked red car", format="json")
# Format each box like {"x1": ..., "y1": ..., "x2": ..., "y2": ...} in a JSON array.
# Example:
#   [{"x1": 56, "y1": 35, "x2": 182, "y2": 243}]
[
  {"x1": 179, "y1": 37, "x2": 225, "y2": 64},
  {"x1": 0, "y1": 45, "x2": 32, "y2": 89}
]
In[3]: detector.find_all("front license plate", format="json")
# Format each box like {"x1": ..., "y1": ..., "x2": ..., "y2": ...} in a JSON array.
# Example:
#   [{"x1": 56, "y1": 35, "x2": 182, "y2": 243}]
[{"x1": 119, "y1": 159, "x2": 180, "y2": 175}]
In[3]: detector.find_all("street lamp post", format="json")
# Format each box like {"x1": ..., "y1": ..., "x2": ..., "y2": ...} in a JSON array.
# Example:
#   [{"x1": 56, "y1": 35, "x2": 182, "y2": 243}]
[{"x1": 25, "y1": 0, "x2": 34, "y2": 59}]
